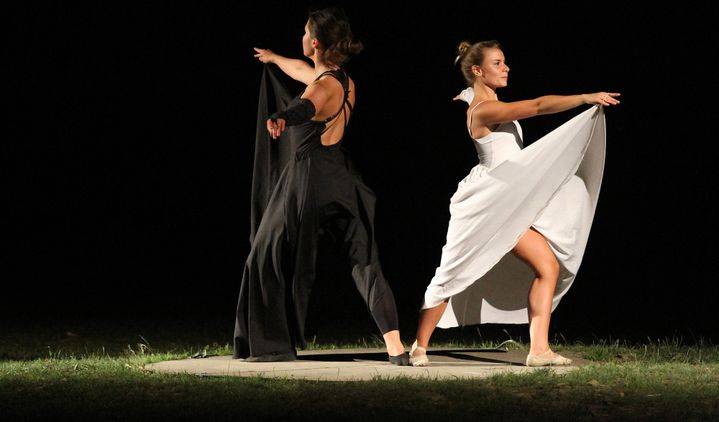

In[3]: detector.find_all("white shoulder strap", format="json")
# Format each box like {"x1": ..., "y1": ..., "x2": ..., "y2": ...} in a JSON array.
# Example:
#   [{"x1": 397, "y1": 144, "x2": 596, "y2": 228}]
[{"x1": 467, "y1": 100, "x2": 488, "y2": 138}]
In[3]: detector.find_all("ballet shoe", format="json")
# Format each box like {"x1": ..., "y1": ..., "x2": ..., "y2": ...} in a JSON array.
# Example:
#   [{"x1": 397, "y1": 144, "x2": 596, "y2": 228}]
[
  {"x1": 525, "y1": 350, "x2": 572, "y2": 367},
  {"x1": 388, "y1": 352, "x2": 410, "y2": 366},
  {"x1": 244, "y1": 350, "x2": 296, "y2": 362},
  {"x1": 409, "y1": 340, "x2": 429, "y2": 367}
]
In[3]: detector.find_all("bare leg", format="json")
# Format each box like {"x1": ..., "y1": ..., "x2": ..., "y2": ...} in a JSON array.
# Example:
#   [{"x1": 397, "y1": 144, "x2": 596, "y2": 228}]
[
  {"x1": 382, "y1": 330, "x2": 405, "y2": 356},
  {"x1": 406, "y1": 301, "x2": 448, "y2": 366},
  {"x1": 414, "y1": 300, "x2": 448, "y2": 349},
  {"x1": 512, "y1": 228, "x2": 560, "y2": 356}
]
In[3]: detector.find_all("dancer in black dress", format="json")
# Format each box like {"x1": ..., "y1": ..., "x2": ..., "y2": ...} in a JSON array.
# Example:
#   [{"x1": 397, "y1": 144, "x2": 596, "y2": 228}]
[{"x1": 234, "y1": 6, "x2": 409, "y2": 364}]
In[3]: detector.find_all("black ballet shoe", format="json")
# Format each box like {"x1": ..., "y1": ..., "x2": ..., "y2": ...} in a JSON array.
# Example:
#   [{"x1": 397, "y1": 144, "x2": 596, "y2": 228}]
[
  {"x1": 388, "y1": 352, "x2": 410, "y2": 366},
  {"x1": 244, "y1": 351, "x2": 296, "y2": 362}
]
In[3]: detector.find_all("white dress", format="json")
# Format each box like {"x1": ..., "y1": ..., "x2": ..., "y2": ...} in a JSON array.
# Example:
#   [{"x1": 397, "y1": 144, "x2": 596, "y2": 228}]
[{"x1": 424, "y1": 91, "x2": 606, "y2": 328}]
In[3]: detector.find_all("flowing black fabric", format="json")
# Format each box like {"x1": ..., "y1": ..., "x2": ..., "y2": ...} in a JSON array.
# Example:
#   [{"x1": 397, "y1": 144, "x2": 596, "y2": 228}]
[
  {"x1": 234, "y1": 65, "x2": 399, "y2": 359},
  {"x1": 249, "y1": 65, "x2": 292, "y2": 245}
]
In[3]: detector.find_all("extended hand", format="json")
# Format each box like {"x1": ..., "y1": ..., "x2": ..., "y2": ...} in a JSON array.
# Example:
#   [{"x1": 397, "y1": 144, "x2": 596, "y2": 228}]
[
  {"x1": 586, "y1": 92, "x2": 621, "y2": 106},
  {"x1": 254, "y1": 47, "x2": 275, "y2": 64}
]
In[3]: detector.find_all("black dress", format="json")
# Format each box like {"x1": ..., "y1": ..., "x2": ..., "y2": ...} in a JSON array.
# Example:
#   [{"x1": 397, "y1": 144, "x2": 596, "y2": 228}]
[{"x1": 233, "y1": 65, "x2": 399, "y2": 359}]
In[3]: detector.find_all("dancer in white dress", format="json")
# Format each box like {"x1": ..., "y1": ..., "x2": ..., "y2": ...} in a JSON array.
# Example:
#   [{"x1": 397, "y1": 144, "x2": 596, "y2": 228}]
[{"x1": 409, "y1": 40, "x2": 620, "y2": 367}]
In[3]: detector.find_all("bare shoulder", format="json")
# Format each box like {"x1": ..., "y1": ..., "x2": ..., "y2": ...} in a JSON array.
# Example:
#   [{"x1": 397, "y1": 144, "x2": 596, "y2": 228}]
[
  {"x1": 311, "y1": 74, "x2": 342, "y2": 93},
  {"x1": 468, "y1": 99, "x2": 500, "y2": 122},
  {"x1": 314, "y1": 73, "x2": 355, "y2": 99},
  {"x1": 302, "y1": 78, "x2": 333, "y2": 103}
]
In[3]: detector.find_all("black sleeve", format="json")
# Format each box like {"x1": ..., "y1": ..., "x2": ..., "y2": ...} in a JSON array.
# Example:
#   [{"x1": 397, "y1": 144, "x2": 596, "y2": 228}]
[{"x1": 269, "y1": 98, "x2": 316, "y2": 126}]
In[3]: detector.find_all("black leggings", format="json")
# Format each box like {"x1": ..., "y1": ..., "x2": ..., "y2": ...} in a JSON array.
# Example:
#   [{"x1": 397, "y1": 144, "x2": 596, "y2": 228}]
[{"x1": 317, "y1": 203, "x2": 399, "y2": 334}]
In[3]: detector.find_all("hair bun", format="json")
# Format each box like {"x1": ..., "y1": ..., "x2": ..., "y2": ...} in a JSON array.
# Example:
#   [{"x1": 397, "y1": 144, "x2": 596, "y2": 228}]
[
  {"x1": 337, "y1": 37, "x2": 364, "y2": 56},
  {"x1": 457, "y1": 41, "x2": 472, "y2": 57},
  {"x1": 455, "y1": 41, "x2": 472, "y2": 65}
]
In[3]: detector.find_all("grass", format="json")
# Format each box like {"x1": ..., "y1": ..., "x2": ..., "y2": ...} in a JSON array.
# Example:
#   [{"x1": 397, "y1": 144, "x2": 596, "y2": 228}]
[{"x1": 1, "y1": 320, "x2": 718, "y2": 420}]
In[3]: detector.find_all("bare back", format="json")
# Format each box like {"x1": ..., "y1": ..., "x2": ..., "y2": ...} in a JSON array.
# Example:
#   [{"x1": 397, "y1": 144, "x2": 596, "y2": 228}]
[
  {"x1": 312, "y1": 74, "x2": 355, "y2": 146},
  {"x1": 302, "y1": 69, "x2": 355, "y2": 145}
]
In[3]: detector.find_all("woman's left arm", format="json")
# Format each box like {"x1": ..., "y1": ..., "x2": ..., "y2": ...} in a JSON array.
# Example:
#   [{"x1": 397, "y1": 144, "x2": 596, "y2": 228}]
[{"x1": 267, "y1": 79, "x2": 336, "y2": 139}]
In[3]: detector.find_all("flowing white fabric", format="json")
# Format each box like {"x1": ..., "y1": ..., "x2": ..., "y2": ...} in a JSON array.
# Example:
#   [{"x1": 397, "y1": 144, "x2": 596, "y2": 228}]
[
  {"x1": 456, "y1": 87, "x2": 475, "y2": 104},
  {"x1": 423, "y1": 102, "x2": 606, "y2": 328}
]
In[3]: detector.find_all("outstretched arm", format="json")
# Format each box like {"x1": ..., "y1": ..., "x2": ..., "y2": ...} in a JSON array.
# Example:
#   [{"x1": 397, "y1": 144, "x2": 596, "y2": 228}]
[
  {"x1": 254, "y1": 47, "x2": 315, "y2": 85},
  {"x1": 474, "y1": 92, "x2": 620, "y2": 126}
]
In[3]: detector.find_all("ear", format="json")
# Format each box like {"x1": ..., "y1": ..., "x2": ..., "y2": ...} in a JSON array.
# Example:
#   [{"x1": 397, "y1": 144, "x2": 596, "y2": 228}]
[
  {"x1": 471, "y1": 65, "x2": 482, "y2": 76},
  {"x1": 311, "y1": 38, "x2": 320, "y2": 49}
]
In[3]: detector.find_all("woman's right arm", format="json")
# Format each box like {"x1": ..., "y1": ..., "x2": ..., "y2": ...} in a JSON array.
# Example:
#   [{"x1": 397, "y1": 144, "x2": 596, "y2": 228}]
[
  {"x1": 475, "y1": 92, "x2": 620, "y2": 125},
  {"x1": 254, "y1": 48, "x2": 315, "y2": 85}
]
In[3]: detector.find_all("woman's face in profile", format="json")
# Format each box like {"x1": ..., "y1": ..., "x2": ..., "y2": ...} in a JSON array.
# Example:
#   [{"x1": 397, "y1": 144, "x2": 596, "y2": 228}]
[
  {"x1": 302, "y1": 22, "x2": 314, "y2": 58},
  {"x1": 478, "y1": 48, "x2": 510, "y2": 88}
]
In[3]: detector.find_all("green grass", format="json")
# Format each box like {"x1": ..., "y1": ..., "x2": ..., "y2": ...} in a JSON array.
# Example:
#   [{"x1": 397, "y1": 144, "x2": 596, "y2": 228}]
[{"x1": 1, "y1": 321, "x2": 718, "y2": 420}]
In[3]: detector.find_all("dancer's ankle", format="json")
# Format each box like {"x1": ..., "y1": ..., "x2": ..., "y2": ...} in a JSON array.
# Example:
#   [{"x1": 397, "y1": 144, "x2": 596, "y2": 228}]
[
  {"x1": 528, "y1": 347, "x2": 552, "y2": 356},
  {"x1": 385, "y1": 342, "x2": 405, "y2": 356},
  {"x1": 414, "y1": 338, "x2": 429, "y2": 349}
]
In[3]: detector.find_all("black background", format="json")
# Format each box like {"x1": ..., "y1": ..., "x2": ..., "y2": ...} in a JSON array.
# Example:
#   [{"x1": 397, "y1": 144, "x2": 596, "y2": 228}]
[{"x1": 6, "y1": 2, "x2": 719, "y2": 343}]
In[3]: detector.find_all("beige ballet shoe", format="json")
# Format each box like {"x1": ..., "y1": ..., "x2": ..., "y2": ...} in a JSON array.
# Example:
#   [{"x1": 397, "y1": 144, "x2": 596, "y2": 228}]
[
  {"x1": 409, "y1": 340, "x2": 429, "y2": 367},
  {"x1": 525, "y1": 350, "x2": 572, "y2": 367}
]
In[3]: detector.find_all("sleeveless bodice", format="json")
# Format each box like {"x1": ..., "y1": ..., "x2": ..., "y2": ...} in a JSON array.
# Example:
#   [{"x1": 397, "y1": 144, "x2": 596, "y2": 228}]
[
  {"x1": 472, "y1": 121, "x2": 523, "y2": 169},
  {"x1": 466, "y1": 99, "x2": 524, "y2": 169}
]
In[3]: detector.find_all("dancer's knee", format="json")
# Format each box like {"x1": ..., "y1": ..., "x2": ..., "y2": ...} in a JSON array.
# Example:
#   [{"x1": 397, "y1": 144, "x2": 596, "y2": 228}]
[{"x1": 536, "y1": 256, "x2": 560, "y2": 280}]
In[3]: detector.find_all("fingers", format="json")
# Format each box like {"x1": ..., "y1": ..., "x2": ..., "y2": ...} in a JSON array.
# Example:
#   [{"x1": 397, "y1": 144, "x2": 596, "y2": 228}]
[
  {"x1": 253, "y1": 47, "x2": 270, "y2": 63},
  {"x1": 266, "y1": 118, "x2": 286, "y2": 139},
  {"x1": 598, "y1": 92, "x2": 621, "y2": 106},
  {"x1": 266, "y1": 118, "x2": 275, "y2": 139},
  {"x1": 276, "y1": 119, "x2": 285, "y2": 136},
  {"x1": 605, "y1": 92, "x2": 621, "y2": 104}
]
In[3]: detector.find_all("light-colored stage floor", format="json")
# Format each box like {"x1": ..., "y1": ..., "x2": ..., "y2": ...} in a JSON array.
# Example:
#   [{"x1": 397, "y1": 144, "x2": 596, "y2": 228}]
[{"x1": 145, "y1": 348, "x2": 587, "y2": 381}]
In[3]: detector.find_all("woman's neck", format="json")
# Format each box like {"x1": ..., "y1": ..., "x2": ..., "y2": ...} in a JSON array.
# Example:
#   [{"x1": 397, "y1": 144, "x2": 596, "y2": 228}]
[
  {"x1": 472, "y1": 83, "x2": 498, "y2": 102},
  {"x1": 311, "y1": 55, "x2": 338, "y2": 76}
]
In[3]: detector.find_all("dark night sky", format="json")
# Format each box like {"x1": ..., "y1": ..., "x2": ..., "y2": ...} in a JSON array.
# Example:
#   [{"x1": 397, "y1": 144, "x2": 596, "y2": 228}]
[{"x1": 6, "y1": 2, "x2": 719, "y2": 342}]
